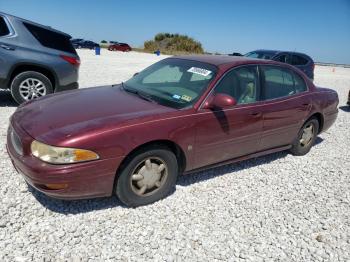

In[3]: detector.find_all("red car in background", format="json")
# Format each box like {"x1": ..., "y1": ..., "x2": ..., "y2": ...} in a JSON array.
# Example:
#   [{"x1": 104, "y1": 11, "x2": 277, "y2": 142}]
[
  {"x1": 7, "y1": 56, "x2": 338, "y2": 207},
  {"x1": 108, "y1": 42, "x2": 132, "y2": 52}
]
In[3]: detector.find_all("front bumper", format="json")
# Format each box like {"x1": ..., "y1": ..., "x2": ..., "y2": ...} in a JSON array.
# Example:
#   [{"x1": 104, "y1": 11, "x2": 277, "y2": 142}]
[
  {"x1": 6, "y1": 123, "x2": 124, "y2": 200},
  {"x1": 55, "y1": 82, "x2": 79, "y2": 93}
]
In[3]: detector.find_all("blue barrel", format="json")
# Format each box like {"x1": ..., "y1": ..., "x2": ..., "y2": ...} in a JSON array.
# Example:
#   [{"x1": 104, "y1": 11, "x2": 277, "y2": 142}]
[
  {"x1": 95, "y1": 46, "x2": 101, "y2": 55},
  {"x1": 154, "y1": 49, "x2": 160, "y2": 56}
]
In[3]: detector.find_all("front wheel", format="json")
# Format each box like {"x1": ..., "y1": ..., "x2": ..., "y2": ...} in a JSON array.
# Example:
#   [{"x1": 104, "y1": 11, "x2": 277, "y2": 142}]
[
  {"x1": 10, "y1": 71, "x2": 53, "y2": 104},
  {"x1": 290, "y1": 117, "x2": 319, "y2": 156},
  {"x1": 116, "y1": 146, "x2": 178, "y2": 207}
]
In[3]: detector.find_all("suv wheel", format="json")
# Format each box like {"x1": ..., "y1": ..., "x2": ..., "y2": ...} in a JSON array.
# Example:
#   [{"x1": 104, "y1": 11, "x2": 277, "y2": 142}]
[{"x1": 11, "y1": 71, "x2": 53, "y2": 104}]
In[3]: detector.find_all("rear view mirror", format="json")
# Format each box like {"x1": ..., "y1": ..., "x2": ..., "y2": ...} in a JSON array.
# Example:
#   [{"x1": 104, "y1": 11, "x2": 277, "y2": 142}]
[{"x1": 203, "y1": 93, "x2": 236, "y2": 109}]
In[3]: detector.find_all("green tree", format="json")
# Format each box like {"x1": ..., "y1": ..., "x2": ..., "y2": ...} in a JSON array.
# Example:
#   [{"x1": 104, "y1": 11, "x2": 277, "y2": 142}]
[{"x1": 144, "y1": 33, "x2": 204, "y2": 54}]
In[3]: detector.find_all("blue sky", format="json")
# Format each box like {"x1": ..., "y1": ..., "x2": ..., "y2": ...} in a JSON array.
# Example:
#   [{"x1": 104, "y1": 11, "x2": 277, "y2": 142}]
[{"x1": 1, "y1": 0, "x2": 349, "y2": 63}]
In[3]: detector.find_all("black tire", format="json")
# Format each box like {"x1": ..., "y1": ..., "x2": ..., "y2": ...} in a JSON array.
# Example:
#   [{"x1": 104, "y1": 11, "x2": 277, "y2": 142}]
[
  {"x1": 290, "y1": 117, "x2": 319, "y2": 156},
  {"x1": 10, "y1": 71, "x2": 53, "y2": 104},
  {"x1": 116, "y1": 145, "x2": 178, "y2": 207}
]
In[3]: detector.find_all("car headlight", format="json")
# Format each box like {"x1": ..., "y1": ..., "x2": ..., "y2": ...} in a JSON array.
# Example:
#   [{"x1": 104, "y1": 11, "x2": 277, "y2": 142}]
[{"x1": 31, "y1": 140, "x2": 99, "y2": 164}]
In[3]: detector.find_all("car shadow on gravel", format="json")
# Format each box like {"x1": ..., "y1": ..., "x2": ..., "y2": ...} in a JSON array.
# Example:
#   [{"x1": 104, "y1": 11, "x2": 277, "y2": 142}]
[
  {"x1": 29, "y1": 137, "x2": 324, "y2": 214},
  {"x1": 28, "y1": 185, "x2": 126, "y2": 214},
  {"x1": 0, "y1": 89, "x2": 17, "y2": 107}
]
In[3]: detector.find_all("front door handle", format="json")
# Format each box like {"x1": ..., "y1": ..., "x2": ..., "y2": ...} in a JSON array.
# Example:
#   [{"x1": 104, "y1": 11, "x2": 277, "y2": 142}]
[{"x1": 0, "y1": 44, "x2": 15, "y2": 51}]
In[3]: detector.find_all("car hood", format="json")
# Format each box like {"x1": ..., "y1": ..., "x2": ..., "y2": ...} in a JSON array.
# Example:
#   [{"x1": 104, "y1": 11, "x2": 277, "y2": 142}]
[{"x1": 13, "y1": 85, "x2": 176, "y2": 145}]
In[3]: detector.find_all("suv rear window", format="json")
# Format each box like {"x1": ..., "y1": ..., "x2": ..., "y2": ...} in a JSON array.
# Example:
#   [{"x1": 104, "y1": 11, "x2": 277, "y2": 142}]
[
  {"x1": 23, "y1": 22, "x2": 76, "y2": 54},
  {"x1": 0, "y1": 17, "x2": 10, "y2": 36},
  {"x1": 291, "y1": 55, "x2": 308, "y2": 65}
]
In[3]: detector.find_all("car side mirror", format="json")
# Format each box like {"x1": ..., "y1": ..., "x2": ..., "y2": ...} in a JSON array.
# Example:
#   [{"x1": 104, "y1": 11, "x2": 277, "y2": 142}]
[{"x1": 202, "y1": 93, "x2": 237, "y2": 109}]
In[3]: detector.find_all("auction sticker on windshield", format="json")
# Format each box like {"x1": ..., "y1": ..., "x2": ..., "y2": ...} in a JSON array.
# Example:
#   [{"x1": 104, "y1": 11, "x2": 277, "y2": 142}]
[{"x1": 187, "y1": 67, "x2": 212, "y2": 77}]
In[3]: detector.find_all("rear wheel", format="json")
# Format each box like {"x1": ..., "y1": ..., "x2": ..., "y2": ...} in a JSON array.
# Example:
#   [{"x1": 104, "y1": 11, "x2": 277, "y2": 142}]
[
  {"x1": 116, "y1": 146, "x2": 178, "y2": 207},
  {"x1": 10, "y1": 71, "x2": 53, "y2": 104},
  {"x1": 290, "y1": 117, "x2": 319, "y2": 156}
]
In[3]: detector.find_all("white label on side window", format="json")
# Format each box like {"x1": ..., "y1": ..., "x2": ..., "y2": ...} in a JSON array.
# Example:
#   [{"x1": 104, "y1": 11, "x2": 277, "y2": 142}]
[{"x1": 187, "y1": 67, "x2": 212, "y2": 76}]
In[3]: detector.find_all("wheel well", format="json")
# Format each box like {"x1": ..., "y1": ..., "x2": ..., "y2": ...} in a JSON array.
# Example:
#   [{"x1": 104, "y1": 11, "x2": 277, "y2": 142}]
[
  {"x1": 8, "y1": 65, "x2": 56, "y2": 89},
  {"x1": 114, "y1": 140, "x2": 187, "y2": 184},
  {"x1": 309, "y1": 112, "x2": 324, "y2": 133}
]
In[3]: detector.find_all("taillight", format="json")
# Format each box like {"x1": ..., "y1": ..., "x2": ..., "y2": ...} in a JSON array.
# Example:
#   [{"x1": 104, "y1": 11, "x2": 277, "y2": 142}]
[{"x1": 60, "y1": 55, "x2": 80, "y2": 67}]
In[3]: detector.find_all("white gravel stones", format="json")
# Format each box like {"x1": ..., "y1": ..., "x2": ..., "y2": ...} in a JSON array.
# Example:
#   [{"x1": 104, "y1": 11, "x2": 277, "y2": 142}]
[{"x1": 0, "y1": 52, "x2": 349, "y2": 261}]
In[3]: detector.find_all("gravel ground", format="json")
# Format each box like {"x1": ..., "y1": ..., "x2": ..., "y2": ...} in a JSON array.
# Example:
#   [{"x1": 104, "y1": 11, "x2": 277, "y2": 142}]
[{"x1": 0, "y1": 50, "x2": 349, "y2": 261}]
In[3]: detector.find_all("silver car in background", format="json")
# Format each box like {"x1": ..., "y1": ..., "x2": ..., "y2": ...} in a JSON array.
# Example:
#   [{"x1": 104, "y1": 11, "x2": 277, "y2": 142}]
[{"x1": 0, "y1": 12, "x2": 79, "y2": 104}]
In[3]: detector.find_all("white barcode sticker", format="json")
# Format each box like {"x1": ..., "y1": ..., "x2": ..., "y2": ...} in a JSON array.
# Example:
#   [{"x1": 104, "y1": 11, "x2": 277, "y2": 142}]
[{"x1": 187, "y1": 67, "x2": 212, "y2": 76}]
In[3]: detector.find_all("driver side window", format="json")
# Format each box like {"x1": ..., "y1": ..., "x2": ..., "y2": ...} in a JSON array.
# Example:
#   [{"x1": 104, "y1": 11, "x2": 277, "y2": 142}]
[{"x1": 215, "y1": 66, "x2": 259, "y2": 105}]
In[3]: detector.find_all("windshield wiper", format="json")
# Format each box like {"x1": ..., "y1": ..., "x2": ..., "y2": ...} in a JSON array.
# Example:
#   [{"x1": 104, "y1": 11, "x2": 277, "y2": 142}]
[{"x1": 122, "y1": 82, "x2": 157, "y2": 103}]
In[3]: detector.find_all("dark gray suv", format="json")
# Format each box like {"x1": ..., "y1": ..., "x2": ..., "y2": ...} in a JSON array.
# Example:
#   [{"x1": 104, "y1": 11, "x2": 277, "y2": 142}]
[
  {"x1": 0, "y1": 12, "x2": 79, "y2": 104},
  {"x1": 245, "y1": 50, "x2": 315, "y2": 80}
]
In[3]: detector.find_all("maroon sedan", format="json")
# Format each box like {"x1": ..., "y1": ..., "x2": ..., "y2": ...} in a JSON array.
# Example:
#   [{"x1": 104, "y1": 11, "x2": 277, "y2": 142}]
[
  {"x1": 108, "y1": 43, "x2": 131, "y2": 52},
  {"x1": 7, "y1": 56, "x2": 338, "y2": 207}
]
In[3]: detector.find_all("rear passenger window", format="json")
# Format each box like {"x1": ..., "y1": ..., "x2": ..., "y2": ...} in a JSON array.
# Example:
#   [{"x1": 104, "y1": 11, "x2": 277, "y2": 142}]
[
  {"x1": 23, "y1": 22, "x2": 77, "y2": 54},
  {"x1": 291, "y1": 55, "x2": 308, "y2": 65},
  {"x1": 261, "y1": 66, "x2": 307, "y2": 100},
  {"x1": 0, "y1": 17, "x2": 10, "y2": 36},
  {"x1": 293, "y1": 72, "x2": 307, "y2": 92}
]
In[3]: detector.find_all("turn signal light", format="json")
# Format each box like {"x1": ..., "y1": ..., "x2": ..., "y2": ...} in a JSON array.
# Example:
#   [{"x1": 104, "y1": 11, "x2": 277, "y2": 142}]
[
  {"x1": 74, "y1": 149, "x2": 99, "y2": 162},
  {"x1": 44, "y1": 183, "x2": 68, "y2": 190}
]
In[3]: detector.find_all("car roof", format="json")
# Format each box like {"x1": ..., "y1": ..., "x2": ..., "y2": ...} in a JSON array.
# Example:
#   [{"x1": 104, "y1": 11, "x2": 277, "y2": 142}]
[
  {"x1": 251, "y1": 49, "x2": 312, "y2": 59},
  {"x1": 0, "y1": 11, "x2": 71, "y2": 37},
  {"x1": 250, "y1": 49, "x2": 279, "y2": 55},
  {"x1": 173, "y1": 55, "x2": 272, "y2": 67}
]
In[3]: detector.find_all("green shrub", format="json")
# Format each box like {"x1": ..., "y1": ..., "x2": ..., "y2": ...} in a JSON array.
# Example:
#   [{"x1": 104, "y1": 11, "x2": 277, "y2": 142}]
[
  {"x1": 144, "y1": 32, "x2": 204, "y2": 54},
  {"x1": 144, "y1": 40, "x2": 158, "y2": 51}
]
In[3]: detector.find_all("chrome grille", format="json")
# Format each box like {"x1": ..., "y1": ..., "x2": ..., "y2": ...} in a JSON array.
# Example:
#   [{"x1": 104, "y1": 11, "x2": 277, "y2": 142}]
[{"x1": 10, "y1": 126, "x2": 23, "y2": 155}]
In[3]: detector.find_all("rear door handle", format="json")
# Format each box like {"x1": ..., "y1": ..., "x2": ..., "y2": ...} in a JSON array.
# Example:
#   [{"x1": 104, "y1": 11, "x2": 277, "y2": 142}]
[
  {"x1": 0, "y1": 44, "x2": 15, "y2": 51},
  {"x1": 250, "y1": 112, "x2": 262, "y2": 117},
  {"x1": 298, "y1": 103, "x2": 310, "y2": 111}
]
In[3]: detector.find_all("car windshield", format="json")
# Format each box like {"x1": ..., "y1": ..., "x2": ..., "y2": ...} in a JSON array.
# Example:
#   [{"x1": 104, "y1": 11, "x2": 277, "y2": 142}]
[
  {"x1": 244, "y1": 51, "x2": 276, "y2": 60},
  {"x1": 124, "y1": 58, "x2": 217, "y2": 109}
]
